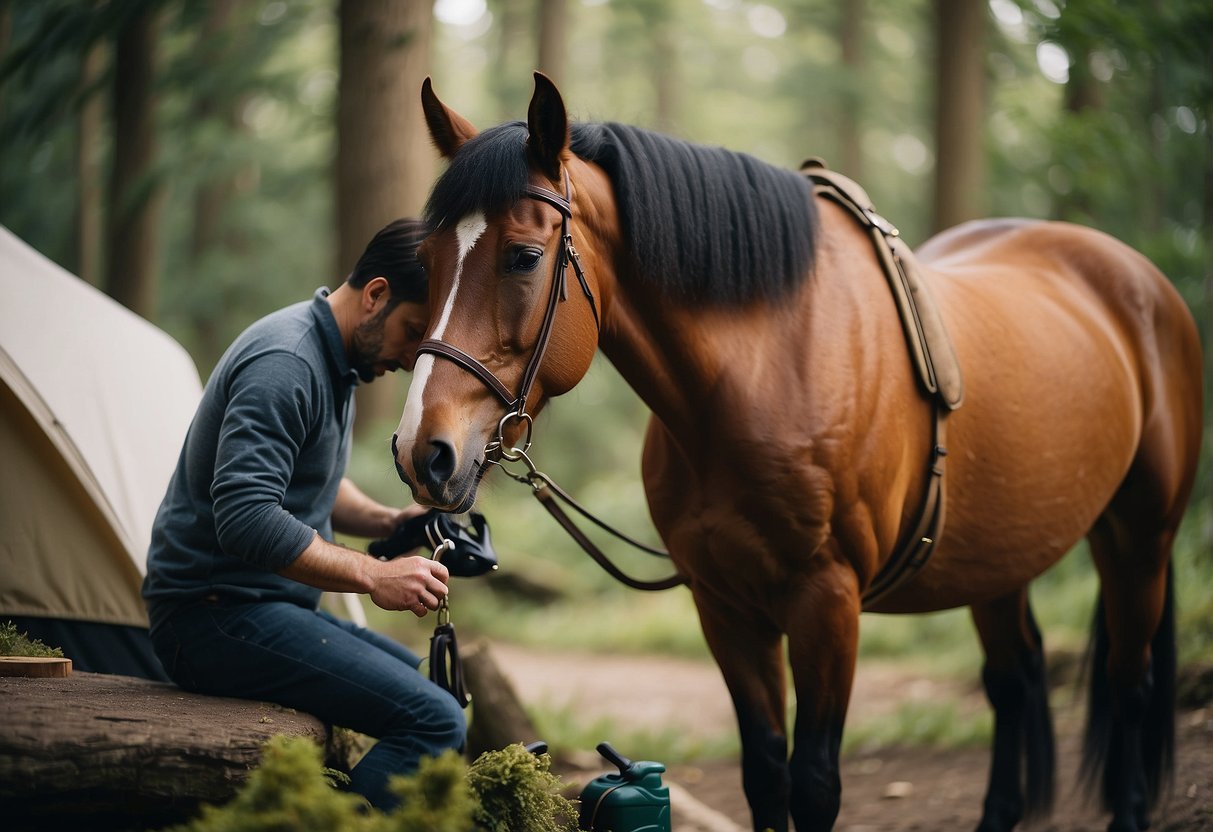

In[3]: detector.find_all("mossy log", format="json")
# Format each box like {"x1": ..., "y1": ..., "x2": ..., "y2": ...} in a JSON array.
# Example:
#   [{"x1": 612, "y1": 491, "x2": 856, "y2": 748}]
[{"x1": 0, "y1": 671, "x2": 335, "y2": 830}]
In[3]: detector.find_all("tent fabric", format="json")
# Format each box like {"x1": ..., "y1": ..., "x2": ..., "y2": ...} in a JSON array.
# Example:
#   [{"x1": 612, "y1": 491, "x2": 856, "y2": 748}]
[{"x1": 0, "y1": 225, "x2": 202, "y2": 628}]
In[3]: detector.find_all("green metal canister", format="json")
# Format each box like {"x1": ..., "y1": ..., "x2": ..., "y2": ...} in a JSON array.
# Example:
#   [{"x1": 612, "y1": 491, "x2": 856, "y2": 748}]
[{"x1": 578, "y1": 742, "x2": 671, "y2": 832}]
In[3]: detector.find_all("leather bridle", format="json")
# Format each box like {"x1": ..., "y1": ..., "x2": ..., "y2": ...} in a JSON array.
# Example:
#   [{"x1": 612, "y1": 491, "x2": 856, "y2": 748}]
[{"x1": 415, "y1": 170, "x2": 599, "y2": 462}]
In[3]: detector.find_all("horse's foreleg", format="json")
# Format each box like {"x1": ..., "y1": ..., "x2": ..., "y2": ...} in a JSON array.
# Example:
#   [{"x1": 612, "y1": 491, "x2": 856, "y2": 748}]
[
  {"x1": 785, "y1": 560, "x2": 861, "y2": 832},
  {"x1": 696, "y1": 592, "x2": 790, "y2": 832},
  {"x1": 970, "y1": 590, "x2": 1055, "y2": 832}
]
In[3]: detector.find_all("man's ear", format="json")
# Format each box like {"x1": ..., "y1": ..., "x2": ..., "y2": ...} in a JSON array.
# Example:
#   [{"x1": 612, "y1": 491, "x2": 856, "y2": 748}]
[{"x1": 362, "y1": 277, "x2": 392, "y2": 314}]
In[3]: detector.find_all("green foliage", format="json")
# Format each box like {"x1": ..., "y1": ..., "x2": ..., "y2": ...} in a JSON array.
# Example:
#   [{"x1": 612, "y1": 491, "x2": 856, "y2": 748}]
[
  {"x1": 0, "y1": 622, "x2": 64, "y2": 658},
  {"x1": 169, "y1": 738, "x2": 577, "y2": 832},
  {"x1": 372, "y1": 752, "x2": 477, "y2": 832},
  {"x1": 171, "y1": 735, "x2": 364, "y2": 832},
  {"x1": 466, "y1": 744, "x2": 579, "y2": 832}
]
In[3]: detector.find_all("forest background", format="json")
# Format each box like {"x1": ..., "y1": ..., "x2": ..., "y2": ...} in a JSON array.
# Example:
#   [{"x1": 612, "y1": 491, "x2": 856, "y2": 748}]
[{"x1": 1, "y1": 0, "x2": 1210, "y2": 757}]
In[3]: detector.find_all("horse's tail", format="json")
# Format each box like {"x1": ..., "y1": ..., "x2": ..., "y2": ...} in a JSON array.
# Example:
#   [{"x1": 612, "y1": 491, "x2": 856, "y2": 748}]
[{"x1": 1080, "y1": 563, "x2": 1176, "y2": 810}]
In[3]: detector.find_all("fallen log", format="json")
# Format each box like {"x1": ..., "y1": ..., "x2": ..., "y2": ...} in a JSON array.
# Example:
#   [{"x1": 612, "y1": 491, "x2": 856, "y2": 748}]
[{"x1": 0, "y1": 671, "x2": 335, "y2": 831}]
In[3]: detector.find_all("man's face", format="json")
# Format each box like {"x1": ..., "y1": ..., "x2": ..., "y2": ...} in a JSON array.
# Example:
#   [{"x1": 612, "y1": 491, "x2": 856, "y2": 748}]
[{"x1": 351, "y1": 299, "x2": 428, "y2": 382}]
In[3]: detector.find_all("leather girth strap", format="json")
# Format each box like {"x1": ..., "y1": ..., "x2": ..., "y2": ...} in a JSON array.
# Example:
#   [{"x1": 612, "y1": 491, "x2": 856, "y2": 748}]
[{"x1": 802, "y1": 159, "x2": 963, "y2": 610}]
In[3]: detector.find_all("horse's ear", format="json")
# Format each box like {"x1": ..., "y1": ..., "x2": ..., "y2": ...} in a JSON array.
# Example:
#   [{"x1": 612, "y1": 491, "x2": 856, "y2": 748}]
[
  {"x1": 421, "y1": 76, "x2": 478, "y2": 159},
  {"x1": 526, "y1": 71, "x2": 569, "y2": 183}
]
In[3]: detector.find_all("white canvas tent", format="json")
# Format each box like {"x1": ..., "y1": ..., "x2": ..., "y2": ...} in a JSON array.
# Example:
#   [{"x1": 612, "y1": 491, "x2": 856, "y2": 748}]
[{"x1": 0, "y1": 225, "x2": 202, "y2": 677}]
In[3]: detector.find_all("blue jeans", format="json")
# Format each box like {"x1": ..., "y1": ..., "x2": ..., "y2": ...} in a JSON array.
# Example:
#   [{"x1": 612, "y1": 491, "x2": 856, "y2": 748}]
[{"x1": 149, "y1": 598, "x2": 466, "y2": 809}]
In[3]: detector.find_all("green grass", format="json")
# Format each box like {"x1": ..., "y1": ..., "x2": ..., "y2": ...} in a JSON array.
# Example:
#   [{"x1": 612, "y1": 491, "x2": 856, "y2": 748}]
[
  {"x1": 529, "y1": 701, "x2": 740, "y2": 767},
  {"x1": 841, "y1": 700, "x2": 992, "y2": 755}
]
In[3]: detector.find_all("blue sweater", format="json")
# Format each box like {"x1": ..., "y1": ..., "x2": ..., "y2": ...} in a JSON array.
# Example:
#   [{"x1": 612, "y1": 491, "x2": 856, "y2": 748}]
[{"x1": 143, "y1": 290, "x2": 358, "y2": 626}]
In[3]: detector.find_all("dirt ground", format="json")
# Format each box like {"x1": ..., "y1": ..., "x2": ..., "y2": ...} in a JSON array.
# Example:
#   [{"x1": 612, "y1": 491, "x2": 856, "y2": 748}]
[{"x1": 491, "y1": 644, "x2": 1213, "y2": 831}]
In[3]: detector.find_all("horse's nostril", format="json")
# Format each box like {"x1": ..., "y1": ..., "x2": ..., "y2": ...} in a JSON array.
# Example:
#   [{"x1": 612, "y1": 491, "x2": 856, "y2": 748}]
[{"x1": 424, "y1": 439, "x2": 457, "y2": 485}]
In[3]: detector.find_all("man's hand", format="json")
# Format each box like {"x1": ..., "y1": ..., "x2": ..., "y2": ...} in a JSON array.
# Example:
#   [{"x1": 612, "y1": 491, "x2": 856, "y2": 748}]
[
  {"x1": 279, "y1": 532, "x2": 447, "y2": 617},
  {"x1": 368, "y1": 555, "x2": 451, "y2": 617}
]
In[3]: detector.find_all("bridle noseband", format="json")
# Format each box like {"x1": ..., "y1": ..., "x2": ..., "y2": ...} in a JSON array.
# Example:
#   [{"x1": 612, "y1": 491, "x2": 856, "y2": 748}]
[{"x1": 415, "y1": 170, "x2": 599, "y2": 462}]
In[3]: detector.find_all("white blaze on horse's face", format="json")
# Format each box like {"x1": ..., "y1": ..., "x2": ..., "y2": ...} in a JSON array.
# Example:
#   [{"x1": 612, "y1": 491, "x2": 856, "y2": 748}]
[{"x1": 393, "y1": 213, "x2": 486, "y2": 504}]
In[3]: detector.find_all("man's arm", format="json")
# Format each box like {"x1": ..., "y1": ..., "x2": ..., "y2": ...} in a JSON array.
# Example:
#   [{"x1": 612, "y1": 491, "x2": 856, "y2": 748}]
[
  {"x1": 330, "y1": 478, "x2": 426, "y2": 539},
  {"x1": 279, "y1": 532, "x2": 450, "y2": 616}
]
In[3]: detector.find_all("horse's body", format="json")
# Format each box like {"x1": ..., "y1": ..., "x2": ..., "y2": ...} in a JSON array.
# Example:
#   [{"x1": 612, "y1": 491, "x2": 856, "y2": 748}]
[{"x1": 393, "y1": 75, "x2": 1204, "y2": 832}]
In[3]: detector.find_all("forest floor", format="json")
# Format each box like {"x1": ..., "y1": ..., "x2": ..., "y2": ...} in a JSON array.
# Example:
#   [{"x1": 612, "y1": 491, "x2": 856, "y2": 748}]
[{"x1": 491, "y1": 644, "x2": 1213, "y2": 831}]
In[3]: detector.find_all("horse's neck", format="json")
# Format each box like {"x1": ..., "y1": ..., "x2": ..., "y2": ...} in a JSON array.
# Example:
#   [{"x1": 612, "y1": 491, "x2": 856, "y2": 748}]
[
  {"x1": 597, "y1": 256, "x2": 875, "y2": 447},
  {"x1": 597, "y1": 293, "x2": 698, "y2": 430},
  {"x1": 598, "y1": 286, "x2": 816, "y2": 439}
]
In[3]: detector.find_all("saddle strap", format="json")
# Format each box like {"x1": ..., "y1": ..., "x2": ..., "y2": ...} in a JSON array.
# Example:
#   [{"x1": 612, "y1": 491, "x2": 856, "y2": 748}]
[
  {"x1": 800, "y1": 159, "x2": 957, "y2": 609},
  {"x1": 802, "y1": 159, "x2": 964, "y2": 411},
  {"x1": 861, "y1": 411, "x2": 948, "y2": 609},
  {"x1": 429, "y1": 623, "x2": 471, "y2": 708}
]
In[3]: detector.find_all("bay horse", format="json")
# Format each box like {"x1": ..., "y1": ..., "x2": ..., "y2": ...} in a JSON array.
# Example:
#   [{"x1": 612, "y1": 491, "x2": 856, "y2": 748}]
[{"x1": 392, "y1": 73, "x2": 1204, "y2": 832}]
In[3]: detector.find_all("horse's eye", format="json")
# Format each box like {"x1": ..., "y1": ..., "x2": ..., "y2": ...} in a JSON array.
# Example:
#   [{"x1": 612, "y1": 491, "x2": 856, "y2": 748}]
[{"x1": 505, "y1": 247, "x2": 543, "y2": 274}]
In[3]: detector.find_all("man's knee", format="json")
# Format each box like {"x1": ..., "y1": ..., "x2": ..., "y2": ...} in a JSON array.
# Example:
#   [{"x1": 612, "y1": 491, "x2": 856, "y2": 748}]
[
  {"x1": 432, "y1": 691, "x2": 468, "y2": 751},
  {"x1": 386, "y1": 687, "x2": 467, "y2": 752}
]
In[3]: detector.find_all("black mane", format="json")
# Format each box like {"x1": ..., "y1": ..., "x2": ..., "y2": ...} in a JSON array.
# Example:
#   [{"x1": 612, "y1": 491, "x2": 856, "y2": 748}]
[{"x1": 424, "y1": 121, "x2": 818, "y2": 305}]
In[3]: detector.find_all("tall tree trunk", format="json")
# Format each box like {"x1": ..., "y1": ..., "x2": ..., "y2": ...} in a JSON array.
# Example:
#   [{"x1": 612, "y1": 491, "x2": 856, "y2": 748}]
[
  {"x1": 1054, "y1": 45, "x2": 1102, "y2": 221},
  {"x1": 76, "y1": 41, "x2": 106, "y2": 287},
  {"x1": 1064, "y1": 47, "x2": 1103, "y2": 113},
  {"x1": 337, "y1": 0, "x2": 434, "y2": 435},
  {"x1": 189, "y1": 0, "x2": 242, "y2": 361},
  {"x1": 651, "y1": 13, "x2": 678, "y2": 134},
  {"x1": 0, "y1": 0, "x2": 11, "y2": 121},
  {"x1": 106, "y1": 9, "x2": 162, "y2": 318},
  {"x1": 1143, "y1": 0, "x2": 1167, "y2": 236},
  {"x1": 838, "y1": 0, "x2": 864, "y2": 179},
  {"x1": 1204, "y1": 99, "x2": 1213, "y2": 444},
  {"x1": 931, "y1": 0, "x2": 987, "y2": 234},
  {"x1": 490, "y1": 0, "x2": 529, "y2": 121},
  {"x1": 190, "y1": 0, "x2": 237, "y2": 261},
  {"x1": 537, "y1": 0, "x2": 568, "y2": 85}
]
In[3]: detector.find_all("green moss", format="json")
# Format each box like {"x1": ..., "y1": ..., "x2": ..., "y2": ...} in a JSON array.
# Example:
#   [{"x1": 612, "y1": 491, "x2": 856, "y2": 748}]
[
  {"x1": 171, "y1": 735, "x2": 365, "y2": 831},
  {"x1": 0, "y1": 621, "x2": 64, "y2": 658},
  {"x1": 167, "y1": 737, "x2": 579, "y2": 832},
  {"x1": 466, "y1": 744, "x2": 579, "y2": 832},
  {"x1": 371, "y1": 751, "x2": 477, "y2": 832}
]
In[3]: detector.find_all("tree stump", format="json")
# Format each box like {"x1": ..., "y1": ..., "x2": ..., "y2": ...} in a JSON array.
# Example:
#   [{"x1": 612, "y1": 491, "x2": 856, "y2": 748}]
[
  {"x1": 463, "y1": 639, "x2": 542, "y2": 758},
  {"x1": 0, "y1": 671, "x2": 335, "y2": 830}
]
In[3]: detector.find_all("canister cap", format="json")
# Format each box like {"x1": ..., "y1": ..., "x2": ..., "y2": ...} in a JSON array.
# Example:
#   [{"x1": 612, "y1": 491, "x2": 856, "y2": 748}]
[{"x1": 596, "y1": 741, "x2": 666, "y2": 782}]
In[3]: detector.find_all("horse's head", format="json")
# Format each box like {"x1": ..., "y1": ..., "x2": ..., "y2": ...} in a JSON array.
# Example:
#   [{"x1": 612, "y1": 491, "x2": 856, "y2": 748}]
[{"x1": 392, "y1": 73, "x2": 603, "y2": 511}]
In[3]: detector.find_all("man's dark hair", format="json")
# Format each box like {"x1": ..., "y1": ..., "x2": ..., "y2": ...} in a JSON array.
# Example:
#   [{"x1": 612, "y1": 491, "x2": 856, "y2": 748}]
[{"x1": 347, "y1": 217, "x2": 429, "y2": 303}]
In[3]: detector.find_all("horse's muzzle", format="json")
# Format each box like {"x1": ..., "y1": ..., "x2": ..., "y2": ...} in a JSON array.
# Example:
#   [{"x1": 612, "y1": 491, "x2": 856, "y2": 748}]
[{"x1": 393, "y1": 432, "x2": 479, "y2": 512}]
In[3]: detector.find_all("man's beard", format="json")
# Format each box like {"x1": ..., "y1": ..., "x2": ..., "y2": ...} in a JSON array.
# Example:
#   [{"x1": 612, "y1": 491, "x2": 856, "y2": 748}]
[{"x1": 350, "y1": 305, "x2": 392, "y2": 383}]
